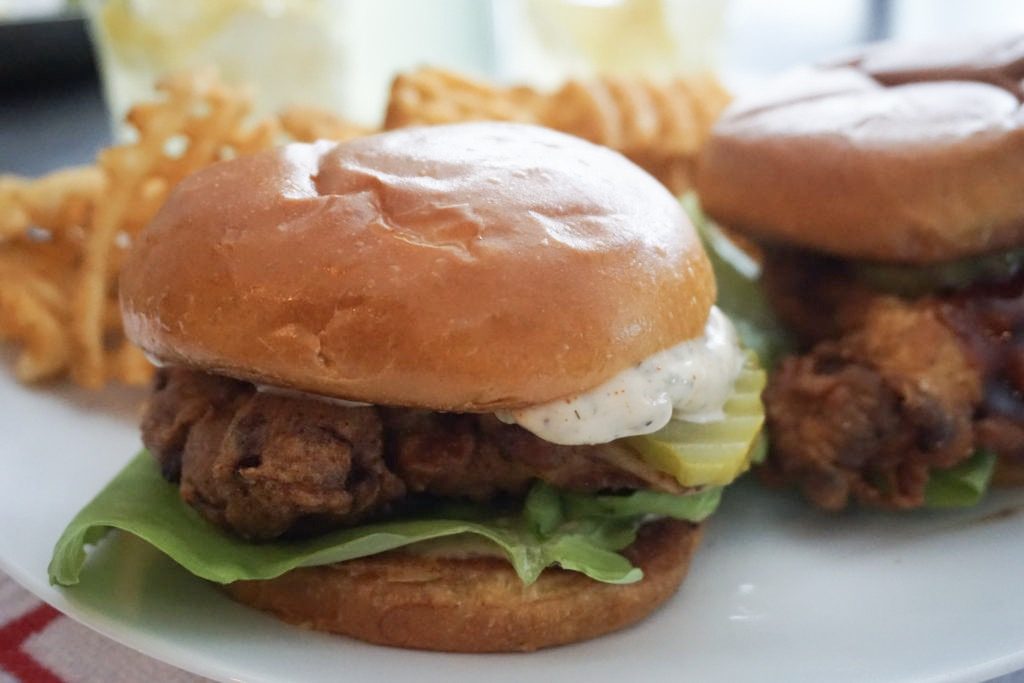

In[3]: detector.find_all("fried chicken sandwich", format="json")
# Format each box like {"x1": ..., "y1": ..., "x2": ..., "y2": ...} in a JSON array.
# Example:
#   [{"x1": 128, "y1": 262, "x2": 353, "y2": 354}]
[
  {"x1": 51, "y1": 122, "x2": 765, "y2": 651},
  {"x1": 696, "y1": 34, "x2": 1024, "y2": 511}
]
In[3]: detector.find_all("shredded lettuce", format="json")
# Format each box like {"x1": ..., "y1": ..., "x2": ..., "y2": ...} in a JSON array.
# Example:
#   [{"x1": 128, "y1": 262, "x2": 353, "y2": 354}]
[
  {"x1": 682, "y1": 193, "x2": 795, "y2": 369},
  {"x1": 924, "y1": 450, "x2": 997, "y2": 509},
  {"x1": 50, "y1": 452, "x2": 722, "y2": 588}
]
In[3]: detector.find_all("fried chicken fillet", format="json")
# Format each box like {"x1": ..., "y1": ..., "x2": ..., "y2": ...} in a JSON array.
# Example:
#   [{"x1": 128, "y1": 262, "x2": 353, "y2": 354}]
[{"x1": 759, "y1": 253, "x2": 1023, "y2": 509}]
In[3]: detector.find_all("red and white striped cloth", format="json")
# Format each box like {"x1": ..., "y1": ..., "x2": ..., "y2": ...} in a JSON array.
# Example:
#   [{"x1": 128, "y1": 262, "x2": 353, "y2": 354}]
[{"x1": 0, "y1": 572, "x2": 205, "y2": 683}]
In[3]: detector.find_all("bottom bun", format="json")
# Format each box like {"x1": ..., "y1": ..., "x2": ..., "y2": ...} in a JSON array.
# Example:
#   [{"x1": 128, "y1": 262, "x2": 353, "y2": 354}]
[{"x1": 224, "y1": 519, "x2": 701, "y2": 652}]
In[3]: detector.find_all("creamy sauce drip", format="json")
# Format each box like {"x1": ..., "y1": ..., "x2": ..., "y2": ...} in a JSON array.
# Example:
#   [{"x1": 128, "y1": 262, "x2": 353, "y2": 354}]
[
  {"x1": 495, "y1": 307, "x2": 744, "y2": 445},
  {"x1": 143, "y1": 351, "x2": 167, "y2": 368}
]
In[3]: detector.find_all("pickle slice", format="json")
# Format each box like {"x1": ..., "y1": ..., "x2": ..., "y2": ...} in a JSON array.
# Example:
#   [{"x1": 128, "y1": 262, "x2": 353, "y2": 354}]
[
  {"x1": 855, "y1": 246, "x2": 1024, "y2": 296},
  {"x1": 624, "y1": 353, "x2": 766, "y2": 487}
]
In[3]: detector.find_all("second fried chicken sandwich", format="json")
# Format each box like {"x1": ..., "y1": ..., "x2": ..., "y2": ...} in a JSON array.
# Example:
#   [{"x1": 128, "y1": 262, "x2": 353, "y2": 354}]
[{"x1": 696, "y1": 34, "x2": 1024, "y2": 511}]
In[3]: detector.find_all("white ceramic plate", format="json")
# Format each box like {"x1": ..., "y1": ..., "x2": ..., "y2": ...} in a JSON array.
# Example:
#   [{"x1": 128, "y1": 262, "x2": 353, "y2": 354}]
[{"x1": 2, "y1": 365, "x2": 1024, "y2": 683}]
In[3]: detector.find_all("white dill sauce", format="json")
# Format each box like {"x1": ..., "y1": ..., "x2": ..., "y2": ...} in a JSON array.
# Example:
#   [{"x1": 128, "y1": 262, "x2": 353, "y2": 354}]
[{"x1": 496, "y1": 307, "x2": 744, "y2": 445}]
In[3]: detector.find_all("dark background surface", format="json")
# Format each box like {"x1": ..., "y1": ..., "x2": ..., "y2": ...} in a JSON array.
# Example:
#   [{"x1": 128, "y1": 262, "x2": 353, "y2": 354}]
[
  {"x1": 1, "y1": 17, "x2": 107, "y2": 177},
  {"x1": 2, "y1": 80, "x2": 109, "y2": 176}
]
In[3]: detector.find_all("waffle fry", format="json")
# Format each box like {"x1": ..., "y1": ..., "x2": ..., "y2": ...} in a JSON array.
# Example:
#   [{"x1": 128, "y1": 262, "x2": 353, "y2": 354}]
[
  {"x1": 385, "y1": 68, "x2": 542, "y2": 129},
  {"x1": 0, "y1": 286, "x2": 68, "y2": 382},
  {"x1": 384, "y1": 67, "x2": 730, "y2": 194},
  {"x1": 0, "y1": 167, "x2": 103, "y2": 241},
  {"x1": 279, "y1": 106, "x2": 373, "y2": 143},
  {"x1": 0, "y1": 69, "x2": 367, "y2": 389}
]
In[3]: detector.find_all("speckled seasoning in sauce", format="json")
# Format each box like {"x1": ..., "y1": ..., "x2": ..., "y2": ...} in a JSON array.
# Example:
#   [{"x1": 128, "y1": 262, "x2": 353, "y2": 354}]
[{"x1": 497, "y1": 307, "x2": 744, "y2": 445}]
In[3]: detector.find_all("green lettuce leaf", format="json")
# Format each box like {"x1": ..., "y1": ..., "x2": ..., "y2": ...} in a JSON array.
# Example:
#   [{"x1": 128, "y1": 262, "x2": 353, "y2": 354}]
[
  {"x1": 924, "y1": 449, "x2": 997, "y2": 509},
  {"x1": 682, "y1": 193, "x2": 795, "y2": 369},
  {"x1": 561, "y1": 486, "x2": 722, "y2": 520},
  {"x1": 50, "y1": 452, "x2": 722, "y2": 588},
  {"x1": 748, "y1": 433, "x2": 769, "y2": 465}
]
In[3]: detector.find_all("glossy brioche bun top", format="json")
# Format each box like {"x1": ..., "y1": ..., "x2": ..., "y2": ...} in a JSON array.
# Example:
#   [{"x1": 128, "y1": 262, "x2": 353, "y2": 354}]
[
  {"x1": 696, "y1": 34, "x2": 1024, "y2": 265},
  {"x1": 121, "y1": 122, "x2": 714, "y2": 411}
]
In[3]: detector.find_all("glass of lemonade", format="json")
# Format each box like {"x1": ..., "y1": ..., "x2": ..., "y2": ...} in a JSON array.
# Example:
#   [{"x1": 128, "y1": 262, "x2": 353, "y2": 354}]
[
  {"x1": 493, "y1": 0, "x2": 728, "y2": 88},
  {"x1": 82, "y1": 0, "x2": 495, "y2": 135}
]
